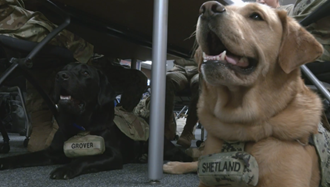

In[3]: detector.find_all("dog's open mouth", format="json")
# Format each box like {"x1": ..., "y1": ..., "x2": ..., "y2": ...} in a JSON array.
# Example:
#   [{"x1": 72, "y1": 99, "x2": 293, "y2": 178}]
[
  {"x1": 202, "y1": 32, "x2": 257, "y2": 74},
  {"x1": 58, "y1": 88, "x2": 85, "y2": 109}
]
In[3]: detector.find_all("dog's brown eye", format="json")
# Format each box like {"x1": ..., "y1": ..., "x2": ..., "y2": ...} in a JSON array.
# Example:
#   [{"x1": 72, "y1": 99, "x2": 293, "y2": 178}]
[{"x1": 250, "y1": 13, "x2": 263, "y2": 21}]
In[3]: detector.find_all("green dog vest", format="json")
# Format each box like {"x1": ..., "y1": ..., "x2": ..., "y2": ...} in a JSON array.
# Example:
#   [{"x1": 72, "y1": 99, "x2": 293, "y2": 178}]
[
  {"x1": 198, "y1": 122, "x2": 330, "y2": 187},
  {"x1": 198, "y1": 141, "x2": 259, "y2": 187},
  {"x1": 63, "y1": 131, "x2": 105, "y2": 158},
  {"x1": 313, "y1": 123, "x2": 330, "y2": 187}
]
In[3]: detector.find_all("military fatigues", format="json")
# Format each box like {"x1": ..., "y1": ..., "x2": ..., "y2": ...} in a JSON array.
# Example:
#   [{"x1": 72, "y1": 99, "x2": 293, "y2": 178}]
[
  {"x1": 279, "y1": 0, "x2": 330, "y2": 84},
  {"x1": 165, "y1": 58, "x2": 199, "y2": 146},
  {"x1": 114, "y1": 106, "x2": 149, "y2": 141},
  {"x1": 0, "y1": 0, "x2": 93, "y2": 152}
]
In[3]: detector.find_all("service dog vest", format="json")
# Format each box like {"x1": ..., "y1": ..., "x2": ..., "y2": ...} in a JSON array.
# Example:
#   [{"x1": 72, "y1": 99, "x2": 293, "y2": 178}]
[
  {"x1": 198, "y1": 141, "x2": 259, "y2": 187},
  {"x1": 198, "y1": 122, "x2": 330, "y2": 187},
  {"x1": 63, "y1": 131, "x2": 105, "y2": 158},
  {"x1": 312, "y1": 123, "x2": 330, "y2": 187}
]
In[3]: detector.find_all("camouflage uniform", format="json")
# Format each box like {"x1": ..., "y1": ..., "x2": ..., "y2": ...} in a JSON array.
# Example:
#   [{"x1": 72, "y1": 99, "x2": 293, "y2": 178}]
[
  {"x1": 165, "y1": 58, "x2": 199, "y2": 146},
  {"x1": 114, "y1": 106, "x2": 149, "y2": 141},
  {"x1": 278, "y1": 0, "x2": 330, "y2": 84},
  {"x1": 0, "y1": 0, "x2": 93, "y2": 152}
]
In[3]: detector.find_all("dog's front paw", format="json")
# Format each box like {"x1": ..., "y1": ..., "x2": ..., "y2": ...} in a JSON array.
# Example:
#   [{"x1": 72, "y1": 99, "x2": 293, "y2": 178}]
[
  {"x1": 0, "y1": 157, "x2": 12, "y2": 170},
  {"x1": 0, "y1": 162, "x2": 8, "y2": 170},
  {"x1": 50, "y1": 166, "x2": 81, "y2": 179},
  {"x1": 163, "y1": 161, "x2": 185, "y2": 174}
]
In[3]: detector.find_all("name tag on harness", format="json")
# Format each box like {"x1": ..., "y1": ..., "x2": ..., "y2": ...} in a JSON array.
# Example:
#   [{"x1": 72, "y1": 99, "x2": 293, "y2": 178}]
[
  {"x1": 198, "y1": 152, "x2": 259, "y2": 187},
  {"x1": 63, "y1": 131, "x2": 105, "y2": 158}
]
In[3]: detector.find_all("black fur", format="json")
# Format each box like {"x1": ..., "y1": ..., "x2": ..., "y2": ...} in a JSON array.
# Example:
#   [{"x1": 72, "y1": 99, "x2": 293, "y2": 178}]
[{"x1": 0, "y1": 63, "x2": 191, "y2": 179}]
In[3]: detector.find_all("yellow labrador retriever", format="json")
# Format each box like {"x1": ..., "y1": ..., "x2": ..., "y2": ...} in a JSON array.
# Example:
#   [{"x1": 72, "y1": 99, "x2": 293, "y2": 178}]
[{"x1": 164, "y1": 1, "x2": 325, "y2": 187}]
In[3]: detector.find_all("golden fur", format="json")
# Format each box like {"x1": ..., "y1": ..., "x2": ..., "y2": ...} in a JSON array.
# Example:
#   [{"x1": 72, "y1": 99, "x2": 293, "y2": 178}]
[{"x1": 164, "y1": 2, "x2": 324, "y2": 187}]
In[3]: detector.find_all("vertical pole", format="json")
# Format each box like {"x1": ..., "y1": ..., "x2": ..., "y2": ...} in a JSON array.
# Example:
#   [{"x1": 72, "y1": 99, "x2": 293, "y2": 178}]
[
  {"x1": 131, "y1": 58, "x2": 137, "y2": 69},
  {"x1": 148, "y1": 0, "x2": 168, "y2": 183}
]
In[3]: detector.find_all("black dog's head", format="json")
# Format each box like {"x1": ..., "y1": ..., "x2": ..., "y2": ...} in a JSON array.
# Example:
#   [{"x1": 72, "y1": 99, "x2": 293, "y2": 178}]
[{"x1": 54, "y1": 62, "x2": 116, "y2": 115}]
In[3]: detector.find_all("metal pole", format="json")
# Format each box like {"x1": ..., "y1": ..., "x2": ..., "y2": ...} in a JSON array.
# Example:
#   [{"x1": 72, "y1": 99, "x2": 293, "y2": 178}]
[
  {"x1": 148, "y1": 0, "x2": 168, "y2": 183},
  {"x1": 0, "y1": 62, "x2": 19, "y2": 86},
  {"x1": 301, "y1": 65, "x2": 330, "y2": 101},
  {"x1": 131, "y1": 58, "x2": 137, "y2": 69}
]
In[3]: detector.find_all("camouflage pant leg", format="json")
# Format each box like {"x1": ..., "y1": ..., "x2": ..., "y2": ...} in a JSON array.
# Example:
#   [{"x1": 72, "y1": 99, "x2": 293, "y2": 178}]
[
  {"x1": 117, "y1": 70, "x2": 148, "y2": 112},
  {"x1": 104, "y1": 65, "x2": 148, "y2": 112},
  {"x1": 25, "y1": 68, "x2": 62, "y2": 152},
  {"x1": 182, "y1": 73, "x2": 200, "y2": 134},
  {"x1": 25, "y1": 69, "x2": 58, "y2": 113}
]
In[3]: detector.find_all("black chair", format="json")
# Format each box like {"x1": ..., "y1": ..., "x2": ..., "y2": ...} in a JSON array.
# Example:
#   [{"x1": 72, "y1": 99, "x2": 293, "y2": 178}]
[
  {"x1": 173, "y1": 88, "x2": 207, "y2": 147},
  {"x1": 174, "y1": 88, "x2": 191, "y2": 118},
  {"x1": 0, "y1": 0, "x2": 74, "y2": 153}
]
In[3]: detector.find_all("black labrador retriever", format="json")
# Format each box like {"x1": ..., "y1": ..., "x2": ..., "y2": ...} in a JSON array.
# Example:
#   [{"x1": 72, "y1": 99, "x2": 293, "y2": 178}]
[{"x1": 0, "y1": 62, "x2": 191, "y2": 179}]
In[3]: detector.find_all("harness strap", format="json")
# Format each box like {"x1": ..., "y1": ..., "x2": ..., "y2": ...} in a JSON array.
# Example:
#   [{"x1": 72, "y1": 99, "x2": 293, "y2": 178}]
[
  {"x1": 313, "y1": 122, "x2": 330, "y2": 187},
  {"x1": 221, "y1": 141, "x2": 245, "y2": 152}
]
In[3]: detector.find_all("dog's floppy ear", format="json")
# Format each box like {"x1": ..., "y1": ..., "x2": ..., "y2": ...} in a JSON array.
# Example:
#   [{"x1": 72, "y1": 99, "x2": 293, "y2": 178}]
[
  {"x1": 277, "y1": 10, "x2": 323, "y2": 74},
  {"x1": 195, "y1": 47, "x2": 204, "y2": 72},
  {"x1": 97, "y1": 70, "x2": 117, "y2": 106}
]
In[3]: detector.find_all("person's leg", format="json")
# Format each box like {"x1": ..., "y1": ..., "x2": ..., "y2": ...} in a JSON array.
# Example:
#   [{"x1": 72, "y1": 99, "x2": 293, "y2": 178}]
[
  {"x1": 91, "y1": 58, "x2": 148, "y2": 112},
  {"x1": 177, "y1": 74, "x2": 199, "y2": 148},
  {"x1": 26, "y1": 69, "x2": 59, "y2": 152},
  {"x1": 164, "y1": 71, "x2": 188, "y2": 140},
  {"x1": 116, "y1": 69, "x2": 148, "y2": 112}
]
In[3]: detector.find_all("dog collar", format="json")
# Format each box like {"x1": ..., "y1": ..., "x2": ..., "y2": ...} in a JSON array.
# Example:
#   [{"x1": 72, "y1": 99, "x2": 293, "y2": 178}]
[{"x1": 73, "y1": 123, "x2": 86, "y2": 131}]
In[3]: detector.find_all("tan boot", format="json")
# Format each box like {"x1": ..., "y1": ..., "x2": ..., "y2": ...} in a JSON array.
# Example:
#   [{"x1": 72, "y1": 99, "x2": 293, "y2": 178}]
[
  {"x1": 27, "y1": 110, "x2": 58, "y2": 152},
  {"x1": 185, "y1": 141, "x2": 204, "y2": 161},
  {"x1": 177, "y1": 130, "x2": 195, "y2": 148}
]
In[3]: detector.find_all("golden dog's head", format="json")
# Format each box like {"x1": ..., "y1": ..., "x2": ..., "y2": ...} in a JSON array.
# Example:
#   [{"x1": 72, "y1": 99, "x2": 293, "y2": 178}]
[{"x1": 196, "y1": 1, "x2": 323, "y2": 87}]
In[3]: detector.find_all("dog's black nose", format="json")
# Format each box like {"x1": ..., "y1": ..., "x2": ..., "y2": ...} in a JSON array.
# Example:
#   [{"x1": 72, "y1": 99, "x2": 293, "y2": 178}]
[
  {"x1": 57, "y1": 72, "x2": 69, "y2": 81},
  {"x1": 199, "y1": 1, "x2": 226, "y2": 18}
]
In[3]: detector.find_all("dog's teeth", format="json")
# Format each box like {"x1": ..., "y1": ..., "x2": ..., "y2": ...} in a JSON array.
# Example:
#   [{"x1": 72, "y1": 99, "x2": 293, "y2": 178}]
[
  {"x1": 60, "y1": 95, "x2": 71, "y2": 100},
  {"x1": 220, "y1": 50, "x2": 226, "y2": 61},
  {"x1": 203, "y1": 52, "x2": 225, "y2": 61},
  {"x1": 203, "y1": 52, "x2": 217, "y2": 61}
]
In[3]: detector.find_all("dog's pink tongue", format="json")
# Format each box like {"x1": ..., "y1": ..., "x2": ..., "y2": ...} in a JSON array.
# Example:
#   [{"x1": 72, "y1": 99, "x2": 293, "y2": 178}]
[{"x1": 226, "y1": 53, "x2": 249, "y2": 67}]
